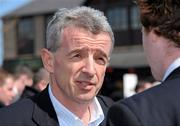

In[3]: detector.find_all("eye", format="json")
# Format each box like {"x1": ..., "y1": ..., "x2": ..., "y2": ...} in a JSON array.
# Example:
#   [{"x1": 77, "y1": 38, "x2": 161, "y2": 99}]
[
  {"x1": 73, "y1": 53, "x2": 81, "y2": 58},
  {"x1": 95, "y1": 57, "x2": 107, "y2": 65},
  {"x1": 70, "y1": 53, "x2": 82, "y2": 61}
]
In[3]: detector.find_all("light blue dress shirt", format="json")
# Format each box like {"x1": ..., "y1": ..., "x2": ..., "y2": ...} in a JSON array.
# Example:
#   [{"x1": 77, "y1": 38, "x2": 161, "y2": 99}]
[
  {"x1": 162, "y1": 57, "x2": 180, "y2": 81},
  {"x1": 48, "y1": 85, "x2": 104, "y2": 126}
]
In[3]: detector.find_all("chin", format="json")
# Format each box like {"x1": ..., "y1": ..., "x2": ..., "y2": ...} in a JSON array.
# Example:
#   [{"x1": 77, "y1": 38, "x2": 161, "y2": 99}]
[{"x1": 77, "y1": 94, "x2": 95, "y2": 103}]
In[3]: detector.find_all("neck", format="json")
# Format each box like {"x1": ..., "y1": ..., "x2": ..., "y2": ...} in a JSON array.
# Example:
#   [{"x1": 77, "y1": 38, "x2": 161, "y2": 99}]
[
  {"x1": 62, "y1": 102, "x2": 91, "y2": 126},
  {"x1": 50, "y1": 82, "x2": 92, "y2": 124},
  {"x1": 82, "y1": 106, "x2": 91, "y2": 126}
]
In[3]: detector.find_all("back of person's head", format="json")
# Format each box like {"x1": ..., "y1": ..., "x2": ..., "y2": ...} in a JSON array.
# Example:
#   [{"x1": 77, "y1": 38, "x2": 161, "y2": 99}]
[
  {"x1": 14, "y1": 64, "x2": 33, "y2": 87},
  {"x1": 0, "y1": 68, "x2": 8, "y2": 87},
  {"x1": 136, "y1": 0, "x2": 180, "y2": 45},
  {"x1": 33, "y1": 68, "x2": 49, "y2": 91},
  {"x1": 46, "y1": 6, "x2": 114, "y2": 53}
]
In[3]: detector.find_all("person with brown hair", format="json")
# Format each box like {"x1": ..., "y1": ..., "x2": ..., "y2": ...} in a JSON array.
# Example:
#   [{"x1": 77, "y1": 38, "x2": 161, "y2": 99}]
[
  {"x1": 33, "y1": 68, "x2": 49, "y2": 92},
  {"x1": 0, "y1": 69, "x2": 16, "y2": 107},
  {"x1": 107, "y1": 0, "x2": 180, "y2": 125},
  {"x1": 13, "y1": 65, "x2": 36, "y2": 100}
]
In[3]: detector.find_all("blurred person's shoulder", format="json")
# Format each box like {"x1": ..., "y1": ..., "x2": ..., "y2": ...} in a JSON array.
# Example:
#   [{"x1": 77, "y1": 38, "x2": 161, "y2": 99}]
[
  {"x1": 0, "y1": 87, "x2": 51, "y2": 125},
  {"x1": 0, "y1": 96, "x2": 35, "y2": 124}
]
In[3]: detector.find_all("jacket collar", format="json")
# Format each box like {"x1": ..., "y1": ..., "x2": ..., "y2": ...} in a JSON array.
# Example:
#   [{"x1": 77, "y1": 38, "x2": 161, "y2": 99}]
[
  {"x1": 32, "y1": 86, "x2": 59, "y2": 126},
  {"x1": 31, "y1": 85, "x2": 109, "y2": 126},
  {"x1": 165, "y1": 67, "x2": 180, "y2": 81}
]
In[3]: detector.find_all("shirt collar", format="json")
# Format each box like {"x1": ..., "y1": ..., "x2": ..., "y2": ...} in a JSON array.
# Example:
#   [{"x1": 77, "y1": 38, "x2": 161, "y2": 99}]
[
  {"x1": 162, "y1": 57, "x2": 180, "y2": 81},
  {"x1": 48, "y1": 85, "x2": 104, "y2": 126}
]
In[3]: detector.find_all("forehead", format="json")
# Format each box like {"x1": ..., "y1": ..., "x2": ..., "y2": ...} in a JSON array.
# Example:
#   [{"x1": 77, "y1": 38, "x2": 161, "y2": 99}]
[{"x1": 60, "y1": 26, "x2": 112, "y2": 53}]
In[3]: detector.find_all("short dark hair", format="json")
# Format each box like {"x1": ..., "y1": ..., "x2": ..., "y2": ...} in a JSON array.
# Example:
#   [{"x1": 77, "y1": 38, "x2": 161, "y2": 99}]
[{"x1": 136, "y1": 0, "x2": 180, "y2": 45}]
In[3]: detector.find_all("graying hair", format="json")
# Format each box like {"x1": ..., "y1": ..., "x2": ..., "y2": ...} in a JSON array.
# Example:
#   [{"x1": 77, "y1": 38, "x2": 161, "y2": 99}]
[{"x1": 46, "y1": 6, "x2": 114, "y2": 53}]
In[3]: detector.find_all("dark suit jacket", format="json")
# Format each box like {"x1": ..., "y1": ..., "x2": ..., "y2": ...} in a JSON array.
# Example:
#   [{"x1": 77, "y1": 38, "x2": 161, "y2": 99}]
[
  {"x1": 107, "y1": 67, "x2": 180, "y2": 126},
  {"x1": 0, "y1": 86, "x2": 113, "y2": 126},
  {"x1": 21, "y1": 86, "x2": 39, "y2": 99}
]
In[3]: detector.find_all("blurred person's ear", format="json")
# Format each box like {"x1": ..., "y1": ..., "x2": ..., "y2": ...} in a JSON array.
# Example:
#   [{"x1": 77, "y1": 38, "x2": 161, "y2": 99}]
[
  {"x1": 38, "y1": 80, "x2": 48, "y2": 91},
  {"x1": 41, "y1": 49, "x2": 54, "y2": 73}
]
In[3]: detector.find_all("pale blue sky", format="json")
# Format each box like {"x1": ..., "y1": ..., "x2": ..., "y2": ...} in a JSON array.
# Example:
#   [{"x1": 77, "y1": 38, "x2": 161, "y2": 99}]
[
  {"x1": 0, "y1": 0, "x2": 31, "y2": 66},
  {"x1": 0, "y1": 0, "x2": 31, "y2": 17}
]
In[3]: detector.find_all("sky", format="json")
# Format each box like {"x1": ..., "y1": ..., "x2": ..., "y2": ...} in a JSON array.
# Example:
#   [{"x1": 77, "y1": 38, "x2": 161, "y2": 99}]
[{"x1": 0, "y1": 0, "x2": 31, "y2": 66}]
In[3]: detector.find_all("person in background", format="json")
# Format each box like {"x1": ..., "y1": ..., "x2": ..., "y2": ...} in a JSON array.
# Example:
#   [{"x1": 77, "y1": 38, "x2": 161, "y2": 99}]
[
  {"x1": 33, "y1": 68, "x2": 49, "y2": 92},
  {"x1": 0, "y1": 68, "x2": 16, "y2": 107},
  {"x1": 15, "y1": 67, "x2": 49, "y2": 99},
  {"x1": 135, "y1": 80, "x2": 153, "y2": 93},
  {"x1": 0, "y1": 6, "x2": 114, "y2": 126},
  {"x1": 13, "y1": 64, "x2": 38, "y2": 99},
  {"x1": 14, "y1": 65, "x2": 34, "y2": 88},
  {"x1": 107, "y1": 0, "x2": 180, "y2": 125}
]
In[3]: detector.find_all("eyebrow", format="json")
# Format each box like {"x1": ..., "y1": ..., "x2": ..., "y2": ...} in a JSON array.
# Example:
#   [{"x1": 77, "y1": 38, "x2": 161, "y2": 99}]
[
  {"x1": 67, "y1": 48, "x2": 84, "y2": 56},
  {"x1": 68, "y1": 47, "x2": 109, "y2": 59}
]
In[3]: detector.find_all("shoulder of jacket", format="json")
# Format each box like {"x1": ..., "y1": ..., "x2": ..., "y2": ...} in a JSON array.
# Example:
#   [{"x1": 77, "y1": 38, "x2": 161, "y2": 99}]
[{"x1": 97, "y1": 95, "x2": 114, "y2": 107}]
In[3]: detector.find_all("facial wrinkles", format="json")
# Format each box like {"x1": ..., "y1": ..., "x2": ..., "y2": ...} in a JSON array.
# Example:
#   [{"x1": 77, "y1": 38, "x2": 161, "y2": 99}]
[
  {"x1": 70, "y1": 45, "x2": 106, "y2": 87},
  {"x1": 62, "y1": 27, "x2": 111, "y2": 55},
  {"x1": 60, "y1": 27, "x2": 110, "y2": 83},
  {"x1": 75, "y1": 37, "x2": 111, "y2": 59},
  {"x1": 80, "y1": 37, "x2": 109, "y2": 49}
]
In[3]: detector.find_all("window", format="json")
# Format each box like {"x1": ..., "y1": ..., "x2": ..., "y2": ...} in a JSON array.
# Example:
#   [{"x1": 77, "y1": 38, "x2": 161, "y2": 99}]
[
  {"x1": 130, "y1": 6, "x2": 141, "y2": 29},
  {"x1": 107, "y1": 7, "x2": 128, "y2": 30},
  {"x1": 17, "y1": 17, "x2": 34, "y2": 55}
]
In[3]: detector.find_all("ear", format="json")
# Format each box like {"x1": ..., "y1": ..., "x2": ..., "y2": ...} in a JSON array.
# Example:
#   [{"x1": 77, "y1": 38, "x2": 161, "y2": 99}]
[
  {"x1": 41, "y1": 49, "x2": 54, "y2": 73},
  {"x1": 151, "y1": 28, "x2": 160, "y2": 43}
]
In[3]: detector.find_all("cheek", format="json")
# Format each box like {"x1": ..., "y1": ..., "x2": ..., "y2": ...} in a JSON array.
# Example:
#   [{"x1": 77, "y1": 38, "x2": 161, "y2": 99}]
[
  {"x1": 142, "y1": 35, "x2": 151, "y2": 56},
  {"x1": 54, "y1": 59, "x2": 69, "y2": 81},
  {"x1": 97, "y1": 67, "x2": 106, "y2": 82},
  {"x1": 142, "y1": 33, "x2": 147, "y2": 49}
]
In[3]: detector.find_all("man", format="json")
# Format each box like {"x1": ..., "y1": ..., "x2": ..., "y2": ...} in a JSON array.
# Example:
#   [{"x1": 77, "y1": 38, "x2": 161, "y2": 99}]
[
  {"x1": 107, "y1": 0, "x2": 180, "y2": 126},
  {"x1": 0, "y1": 69, "x2": 16, "y2": 107},
  {"x1": 0, "y1": 6, "x2": 114, "y2": 126},
  {"x1": 13, "y1": 64, "x2": 36, "y2": 100},
  {"x1": 33, "y1": 68, "x2": 49, "y2": 92}
]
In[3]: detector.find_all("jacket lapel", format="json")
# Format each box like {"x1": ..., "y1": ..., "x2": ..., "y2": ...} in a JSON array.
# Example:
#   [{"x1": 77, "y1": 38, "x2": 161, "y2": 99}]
[
  {"x1": 97, "y1": 95, "x2": 114, "y2": 126},
  {"x1": 32, "y1": 87, "x2": 113, "y2": 126},
  {"x1": 165, "y1": 67, "x2": 180, "y2": 81},
  {"x1": 32, "y1": 86, "x2": 59, "y2": 126}
]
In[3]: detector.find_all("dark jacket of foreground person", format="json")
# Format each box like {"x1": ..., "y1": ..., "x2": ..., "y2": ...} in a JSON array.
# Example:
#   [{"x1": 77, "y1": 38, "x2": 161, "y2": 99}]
[{"x1": 107, "y1": 67, "x2": 180, "y2": 126}]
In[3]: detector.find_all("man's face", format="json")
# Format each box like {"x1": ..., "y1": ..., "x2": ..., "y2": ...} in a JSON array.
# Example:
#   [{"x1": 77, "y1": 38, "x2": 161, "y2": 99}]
[
  {"x1": 0, "y1": 77, "x2": 15, "y2": 106},
  {"x1": 50, "y1": 26, "x2": 112, "y2": 104}
]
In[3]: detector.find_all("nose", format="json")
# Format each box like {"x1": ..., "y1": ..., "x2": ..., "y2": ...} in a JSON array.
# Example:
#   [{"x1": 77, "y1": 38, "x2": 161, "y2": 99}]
[{"x1": 82, "y1": 57, "x2": 96, "y2": 77}]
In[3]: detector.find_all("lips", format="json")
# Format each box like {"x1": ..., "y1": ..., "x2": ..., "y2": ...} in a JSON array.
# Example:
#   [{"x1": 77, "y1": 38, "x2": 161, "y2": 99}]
[{"x1": 76, "y1": 81, "x2": 95, "y2": 90}]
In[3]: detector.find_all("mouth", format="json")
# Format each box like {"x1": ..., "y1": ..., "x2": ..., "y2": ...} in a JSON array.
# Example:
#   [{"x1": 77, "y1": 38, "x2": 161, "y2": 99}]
[{"x1": 76, "y1": 81, "x2": 95, "y2": 90}]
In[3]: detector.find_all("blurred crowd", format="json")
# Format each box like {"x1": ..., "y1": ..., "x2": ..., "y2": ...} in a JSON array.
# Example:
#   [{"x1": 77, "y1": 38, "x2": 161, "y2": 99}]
[{"x1": 0, "y1": 65, "x2": 49, "y2": 108}]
